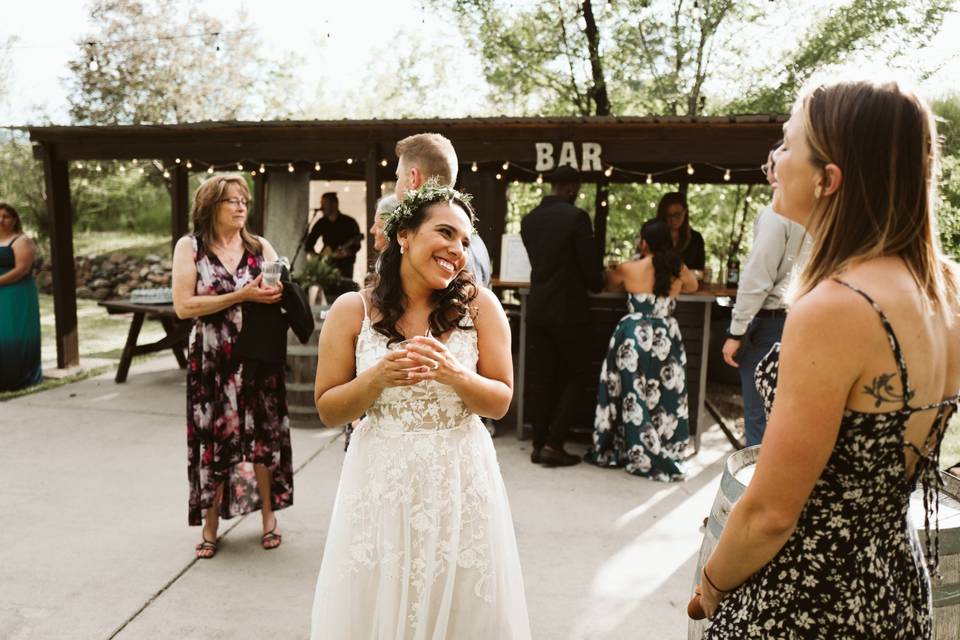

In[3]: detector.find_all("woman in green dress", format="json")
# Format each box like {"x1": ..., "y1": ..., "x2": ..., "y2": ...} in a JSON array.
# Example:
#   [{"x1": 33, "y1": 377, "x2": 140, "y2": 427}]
[
  {"x1": 0, "y1": 203, "x2": 42, "y2": 391},
  {"x1": 588, "y1": 219, "x2": 698, "y2": 481}
]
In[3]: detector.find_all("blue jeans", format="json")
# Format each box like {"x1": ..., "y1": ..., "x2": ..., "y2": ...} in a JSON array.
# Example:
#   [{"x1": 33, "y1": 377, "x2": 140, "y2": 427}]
[{"x1": 738, "y1": 314, "x2": 786, "y2": 447}]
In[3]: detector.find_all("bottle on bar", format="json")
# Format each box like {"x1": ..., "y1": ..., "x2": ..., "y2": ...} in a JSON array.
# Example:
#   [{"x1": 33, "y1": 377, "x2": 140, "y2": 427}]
[{"x1": 725, "y1": 245, "x2": 740, "y2": 289}]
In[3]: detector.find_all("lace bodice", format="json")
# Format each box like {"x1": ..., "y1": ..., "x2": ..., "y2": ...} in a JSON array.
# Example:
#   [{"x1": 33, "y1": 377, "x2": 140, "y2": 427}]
[{"x1": 356, "y1": 301, "x2": 479, "y2": 433}]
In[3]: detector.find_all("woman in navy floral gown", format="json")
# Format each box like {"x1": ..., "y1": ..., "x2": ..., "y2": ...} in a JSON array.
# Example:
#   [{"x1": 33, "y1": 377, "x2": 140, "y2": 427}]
[
  {"x1": 698, "y1": 80, "x2": 960, "y2": 639},
  {"x1": 589, "y1": 220, "x2": 698, "y2": 481},
  {"x1": 172, "y1": 175, "x2": 293, "y2": 559}
]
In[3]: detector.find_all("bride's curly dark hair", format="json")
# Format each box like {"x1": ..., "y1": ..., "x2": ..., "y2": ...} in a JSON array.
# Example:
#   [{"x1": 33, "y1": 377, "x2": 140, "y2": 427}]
[{"x1": 371, "y1": 195, "x2": 479, "y2": 346}]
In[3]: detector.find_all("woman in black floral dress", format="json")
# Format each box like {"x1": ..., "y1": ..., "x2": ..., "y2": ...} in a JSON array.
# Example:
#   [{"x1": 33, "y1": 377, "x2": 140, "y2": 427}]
[
  {"x1": 698, "y1": 80, "x2": 960, "y2": 638},
  {"x1": 172, "y1": 175, "x2": 293, "y2": 559}
]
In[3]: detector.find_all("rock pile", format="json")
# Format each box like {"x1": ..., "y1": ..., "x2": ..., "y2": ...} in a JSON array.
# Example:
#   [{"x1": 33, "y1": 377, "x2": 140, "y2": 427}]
[{"x1": 34, "y1": 252, "x2": 173, "y2": 300}]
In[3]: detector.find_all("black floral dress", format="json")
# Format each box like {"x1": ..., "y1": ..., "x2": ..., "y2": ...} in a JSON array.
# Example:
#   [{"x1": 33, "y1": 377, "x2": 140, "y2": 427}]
[
  {"x1": 706, "y1": 280, "x2": 957, "y2": 639},
  {"x1": 587, "y1": 293, "x2": 689, "y2": 481},
  {"x1": 186, "y1": 236, "x2": 294, "y2": 526}
]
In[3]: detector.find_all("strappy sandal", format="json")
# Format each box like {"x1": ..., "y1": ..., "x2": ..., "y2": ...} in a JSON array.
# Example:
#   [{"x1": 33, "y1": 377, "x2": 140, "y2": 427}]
[
  {"x1": 195, "y1": 535, "x2": 218, "y2": 559},
  {"x1": 261, "y1": 517, "x2": 282, "y2": 550}
]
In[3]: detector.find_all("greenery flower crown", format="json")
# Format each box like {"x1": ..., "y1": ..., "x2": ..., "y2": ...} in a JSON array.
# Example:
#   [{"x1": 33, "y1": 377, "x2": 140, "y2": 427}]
[{"x1": 383, "y1": 178, "x2": 475, "y2": 243}]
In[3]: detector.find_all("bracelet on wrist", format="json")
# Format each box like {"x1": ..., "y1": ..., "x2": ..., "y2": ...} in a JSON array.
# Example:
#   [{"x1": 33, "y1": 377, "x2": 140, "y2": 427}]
[
  {"x1": 703, "y1": 566, "x2": 730, "y2": 594},
  {"x1": 725, "y1": 330, "x2": 745, "y2": 340}
]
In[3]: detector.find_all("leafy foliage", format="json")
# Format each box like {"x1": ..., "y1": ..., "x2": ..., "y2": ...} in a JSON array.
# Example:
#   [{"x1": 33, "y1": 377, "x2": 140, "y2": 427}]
[
  {"x1": 296, "y1": 255, "x2": 343, "y2": 290},
  {"x1": 66, "y1": 0, "x2": 300, "y2": 124}
]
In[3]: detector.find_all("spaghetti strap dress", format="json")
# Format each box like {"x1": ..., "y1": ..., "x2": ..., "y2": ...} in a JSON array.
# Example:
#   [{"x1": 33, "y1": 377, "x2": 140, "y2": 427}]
[
  {"x1": 185, "y1": 236, "x2": 294, "y2": 526},
  {"x1": 311, "y1": 294, "x2": 531, "y2": 639},
  {"x1": 588, "y1": 293, "x2": 690, "y2": 481},
  {"x1": 706, "y1": 280, "x2": 957, "y2": 639},
  {"x1": 0, "y1": 235, "x2": 42, "y2": 391}
]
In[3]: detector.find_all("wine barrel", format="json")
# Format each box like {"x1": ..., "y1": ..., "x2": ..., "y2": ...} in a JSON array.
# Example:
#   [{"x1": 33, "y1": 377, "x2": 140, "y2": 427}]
[
  {"x1": 285, "y1": 305, "x2": 325, "y2": 421},
  {"x1": 689, "y1": 446, "x2": 960, "y2": 640}
]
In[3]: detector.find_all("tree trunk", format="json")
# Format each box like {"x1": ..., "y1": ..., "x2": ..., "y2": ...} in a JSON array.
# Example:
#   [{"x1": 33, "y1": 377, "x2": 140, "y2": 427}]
[{"x1": 581, "y1": 0, "x2": 611, "y2": 117}]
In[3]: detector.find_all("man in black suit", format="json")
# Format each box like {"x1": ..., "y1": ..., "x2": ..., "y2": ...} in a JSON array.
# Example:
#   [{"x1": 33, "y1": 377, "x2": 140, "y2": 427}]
[{"x1": 521, "y1": 166, "x2": 605, "y2": 467}]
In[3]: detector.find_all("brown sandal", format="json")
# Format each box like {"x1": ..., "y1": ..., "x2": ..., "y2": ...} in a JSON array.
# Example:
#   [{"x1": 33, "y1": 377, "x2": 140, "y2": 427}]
[
  {"x1": 195, "y1": 536, "x2": 218, "y2": 559},
  {"x1": 261, "y1": 518, "x2": 282, "y2": 550}
]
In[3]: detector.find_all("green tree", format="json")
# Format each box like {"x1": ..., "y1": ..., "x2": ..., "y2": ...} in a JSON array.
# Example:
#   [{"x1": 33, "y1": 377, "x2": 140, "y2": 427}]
[
  {"x1": 0, "y1": 132, "x2": 48, "y2": 238},
  {"x1": 66, "y1": 0, "x2": 301, "y2": 124}
]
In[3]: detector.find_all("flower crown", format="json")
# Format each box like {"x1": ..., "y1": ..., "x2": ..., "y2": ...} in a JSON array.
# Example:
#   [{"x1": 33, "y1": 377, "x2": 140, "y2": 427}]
[{"x1": 383, "y1": 178, "x2": 475, "y2": 242}]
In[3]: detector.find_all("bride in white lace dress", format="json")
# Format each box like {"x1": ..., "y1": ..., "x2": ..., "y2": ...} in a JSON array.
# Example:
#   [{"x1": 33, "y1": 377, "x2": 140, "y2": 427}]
[{"x1": 310, "y1": 184, "x2": 531, "y2": 639}]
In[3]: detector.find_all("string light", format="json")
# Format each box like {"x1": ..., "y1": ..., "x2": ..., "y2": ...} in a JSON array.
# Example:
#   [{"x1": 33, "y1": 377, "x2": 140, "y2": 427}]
[
  {"x1": 536, "y1": 173, "x2": 543, "y2": 184},
  {"x1": 250, "y1": 170, "x2": 256, "y2": 176},
  {"x1": 380, "y1": 159, "x2": 388, "y2": 167},
  {"x1": 687, "y1": 163, "x2": 695, "y2": 175},
  {"x1": 139, "y1": 167, "x2": 145, "y2": 175},
  {"x1": 502, "y1": 161, "x2": 509, "y2": 170},
  {"x1": 603, "y1": 166, "x2": 613, "y2": 177},
  {"x1": 162, "y1": 169, "x2": 170, "y2": 179},
  {"x1": 346, "y1": 158, "x2": 353, "y2": 165},
  {"x1": 95, "y1": 164, "x2": 102, "y2": 172},
  {"x1": 646, "y1": 174, "x2": 653, "y2": 184},
  {"x1": 495, "y1": 173, "x2": 502, "y2": 180},
  {"x1": 131, "y1": 158, "x2": 138, "y2": 165},
  {"x1": 118, "y1": 165, "x2": 126, "y2": 173},
  {"x1": 236, "y1": 162, "x2": 243, "y2": 171},
  {"x1": 724, "y1": 169, "x2": 731, "y2": 181},
  {"x1": 579, "y1": 193, "x2": 585, "y2": 200},
  {"x1": 649, "y1": 202, "x2": 655, "y2": 208},
  {"x1": 625, "y1": 203, "x2": 632, "y2": 210},
  {"x1": 175, "y1": 158, "x2": 181, "y2": 164},
  {"x1": 287, "y1": 163, "x2": 294, "y2": 173},
  {"x1": 471, "y1": 161, "x2": 478, "y2": 172},
  {"x1": 185, "y1": 159, "x2": 192, "y2": 169},
  {"x1": 207, "y1": 165, "x2": 214, "y2": 174},
  {"x1": 314, "y1": 162, "x2": 321, "y2": 171},
  {"x1": 76, "y1": 161, "x2": 84, "y2": 169},
  {"x1": 600, "y1": 200, "x2": 607, "y2": 207},
  {"x1": 88, "y1": 57, "x2": 98, "y2": 72},
  {"x1": 259, "y1": 163, "x2": 266, "y2": 174}
]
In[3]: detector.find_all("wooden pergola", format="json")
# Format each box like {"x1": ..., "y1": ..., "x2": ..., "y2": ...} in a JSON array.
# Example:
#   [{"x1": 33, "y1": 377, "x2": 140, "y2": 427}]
[{"x1": 29, "y1": 115, "x2": 786, "y2": 369}]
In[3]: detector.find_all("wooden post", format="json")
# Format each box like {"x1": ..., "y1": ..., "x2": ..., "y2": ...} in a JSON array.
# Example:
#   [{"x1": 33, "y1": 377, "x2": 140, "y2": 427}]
[
  {"x1": 170, "y1": 164, "x2": 189, "y2": 251},
  {"x1": 458, "y1": 170, "x2": 506, "y2": 279},
  {"x1": 594, "y1": 180, "x2": 609, "y2": 259},
  {"x1": 41, "y1": 144, "x2": 79, "y2": 369},
  {"x1": 365, "y1": 144, "x2": 382, "y2": 265},
  {"x1": 251, "y1": 172, "x2": 266, "y2": 236}
]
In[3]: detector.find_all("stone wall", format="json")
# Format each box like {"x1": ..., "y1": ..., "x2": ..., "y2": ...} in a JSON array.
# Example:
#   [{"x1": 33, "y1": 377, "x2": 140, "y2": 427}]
[{"x1": 34, "y1": 252, "x2": 172, "y2": 300}]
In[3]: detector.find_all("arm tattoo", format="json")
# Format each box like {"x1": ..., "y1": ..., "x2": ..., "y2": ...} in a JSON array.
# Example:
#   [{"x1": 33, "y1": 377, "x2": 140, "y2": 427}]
[{"x1": 862, "y1": 372, "x2": 915, "y2": 408}]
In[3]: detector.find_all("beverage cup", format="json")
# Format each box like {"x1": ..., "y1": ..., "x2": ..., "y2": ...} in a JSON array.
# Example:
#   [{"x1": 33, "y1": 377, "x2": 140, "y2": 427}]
[{"x1": 262, "y1": 260, "x2": 282, "y2": 288}]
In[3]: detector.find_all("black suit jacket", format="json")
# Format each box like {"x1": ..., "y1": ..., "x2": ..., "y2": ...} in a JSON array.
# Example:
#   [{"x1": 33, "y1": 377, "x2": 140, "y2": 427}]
[{"x1": 520, "y1": 195, "x2": 604, "y2": 326}]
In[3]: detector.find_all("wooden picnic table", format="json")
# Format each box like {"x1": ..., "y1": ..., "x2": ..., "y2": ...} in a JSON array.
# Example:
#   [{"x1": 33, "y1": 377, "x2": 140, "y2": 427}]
[{"x1": 98, "y1": 299, "x2": 191, "y2": 383}]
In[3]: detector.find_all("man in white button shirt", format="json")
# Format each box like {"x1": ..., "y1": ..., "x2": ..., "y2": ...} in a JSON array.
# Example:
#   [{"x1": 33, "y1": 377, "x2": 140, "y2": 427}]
[{"x1": 722, "y1": 145, "x2": 810, "y2": 447}]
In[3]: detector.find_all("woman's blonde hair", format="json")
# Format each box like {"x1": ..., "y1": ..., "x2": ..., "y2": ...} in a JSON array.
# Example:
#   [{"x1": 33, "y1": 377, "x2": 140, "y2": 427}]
[
  {"x1": 794, "y1": 79, "x2": 958, "y2": 313},
  {"x1": 191, "y1": 175, "x2": 262, "y2": 255}
]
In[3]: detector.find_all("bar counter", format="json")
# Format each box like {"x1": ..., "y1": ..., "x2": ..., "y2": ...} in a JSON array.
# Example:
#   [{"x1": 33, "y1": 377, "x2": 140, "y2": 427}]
[{"x1": 507, "y1": 283, "x2": 737, "y2": 453}]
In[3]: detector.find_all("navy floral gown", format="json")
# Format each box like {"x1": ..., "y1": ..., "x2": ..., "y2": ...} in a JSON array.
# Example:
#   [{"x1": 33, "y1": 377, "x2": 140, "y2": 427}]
[
  {"x1": 588, "y1": 293, "x2": 690, "y2": 481},
  {"x1": 186, "y1": 236, "x2": 294, "y2": 526}
]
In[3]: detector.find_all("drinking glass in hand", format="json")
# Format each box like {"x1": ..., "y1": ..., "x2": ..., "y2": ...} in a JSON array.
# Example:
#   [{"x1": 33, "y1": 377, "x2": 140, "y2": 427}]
[{"x1": 262, "y1": 261, "x2": 282, "y2": 288}]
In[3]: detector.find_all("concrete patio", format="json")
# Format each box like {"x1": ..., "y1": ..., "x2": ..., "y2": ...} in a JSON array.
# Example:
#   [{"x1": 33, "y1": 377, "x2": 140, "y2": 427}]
[{"x1": 0, "y1": 355, "x2": 732, "y2": 640}]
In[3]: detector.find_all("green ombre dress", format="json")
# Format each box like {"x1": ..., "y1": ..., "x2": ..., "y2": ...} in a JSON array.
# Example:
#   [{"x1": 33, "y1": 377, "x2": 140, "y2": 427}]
[{"x1": 0, "y1": 235, "x2": 42, "y2": 391}]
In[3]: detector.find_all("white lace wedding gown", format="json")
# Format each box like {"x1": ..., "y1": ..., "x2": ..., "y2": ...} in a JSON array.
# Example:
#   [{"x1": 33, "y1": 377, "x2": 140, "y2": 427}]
[{"x1": 311, "y1": 302, "x2": 531, "y2": 639}]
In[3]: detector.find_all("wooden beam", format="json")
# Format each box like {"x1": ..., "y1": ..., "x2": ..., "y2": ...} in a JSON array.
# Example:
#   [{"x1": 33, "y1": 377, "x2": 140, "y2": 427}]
[
  {"x1": 365, "y1": 144, "x2": 382, "y2": 266},
  {"x1": 170, "y1": 163, "x2": 189, "y2": 252},
  {"x1": 41, "y1": 144, "x2": 79, "y2": 368}
]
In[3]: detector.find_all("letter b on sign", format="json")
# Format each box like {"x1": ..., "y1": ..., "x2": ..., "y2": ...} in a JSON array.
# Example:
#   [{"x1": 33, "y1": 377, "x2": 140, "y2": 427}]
[{"x1": 535, "y1": 143, "x2": 554, "y2": 172}]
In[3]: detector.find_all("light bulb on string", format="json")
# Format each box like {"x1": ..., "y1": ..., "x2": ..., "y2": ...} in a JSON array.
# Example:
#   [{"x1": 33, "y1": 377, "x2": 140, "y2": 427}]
[
  {"x1": 118, "y1": 164, "x2": 126, "y2": 173},
  {"x1": 502, "y1": 161, "x2": 509, "y2": 170},
  {"x1": 76, "y1": 161, "x2": 85, "y2": 170},
  {"x1": 625, "y1": 203, "x2": 632, "y2": 210},
  {"x1": 579, "y1": 193, "x2": 585, "y2": 200},
  {"x1": 207, "y1": 165, "x2": 215, "y2": 174},
  {"x1": 185, "y1": 160, "x2": 192, "y2": 169},
  {"x1": 380, "y1": 159, "x2": 388, "y2": 167},
  {"x1": 687, "y1": 163, "x2": 695, "y2": 175},
  {"x1": 259, "y1": 164, "x2": 266, "y2": 174},
  {"x1": 646, "y1": 174, "x2": 653, "y2": 184},
  {"x1": 495, "y1": 173, "x2": 502, "y2": 180},
  {"x1": 536, "y1": 173, "x2": 543, "y2": 184},
  {"x1": 163, "y1": 169, "x2": 171, "y2": 179},
  {"x1": 250, "y1": 170, "x2": 256, "y2": 177},
  {"x1": 346, "y1": 158, "x2": 353, "y2": 165},
  {"x1": 471, "y1": 161, "x2": 478, "y2": 172},
  {"x1": 95, "y1": 164, "x2": 102, "y2": 172},
  {"x1": 287, "y1": 163, "x2": 295, "y2": 173},
  {"x1": 512, "y1": 180, "x2": 520, "y2": 186},
  {"x1": 649, "y1": 202, "x2": 655, "y2": 208},
  {"x1": 600, "y1": 200, "x2": 607, "y2": 207},
  {"x1": 314, "y1": 162, "x2": 321, "y2": 172},
  {"x1": 723, "y1": 169, "x2": 731, "y2": 181},
  {"x1": 131, "y1": 158, "x2": 138, "y2": 165},
  {"x1": 603, "y1": 166, "x2": 613, "y2": 177},
  {"x1": 140, "y1": 167, "x2": 146, "y2": 175},
  {"x1": 88, "y1": 57, "x2": 98, "y2": 72},
  {"x1": 236, "y1": 162, "x2": 243, "y2": 171},
  {"x1": 175, "y1": 158, "x2": 181, "y2": 164}
]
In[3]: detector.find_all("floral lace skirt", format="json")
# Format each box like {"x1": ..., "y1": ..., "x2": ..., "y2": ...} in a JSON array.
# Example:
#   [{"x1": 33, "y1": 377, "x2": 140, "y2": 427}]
[{"x1": 311, "y1": 417, "x2": 531, "y2": 640}]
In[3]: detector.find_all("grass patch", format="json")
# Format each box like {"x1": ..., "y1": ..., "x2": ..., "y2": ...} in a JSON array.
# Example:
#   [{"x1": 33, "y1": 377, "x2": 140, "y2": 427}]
[
  {"x1": 942, "y1": 414, "x2": 960, "y2": 472},
  {"x1": 38, "y1": 293, "x2": 168, "y2": 365},
  {"x1": 0, "y1": 365, "x2": 112, "y2": 402},
  {"x1": 39, "y1": 230, "x2": 171, "y2": 260}
]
